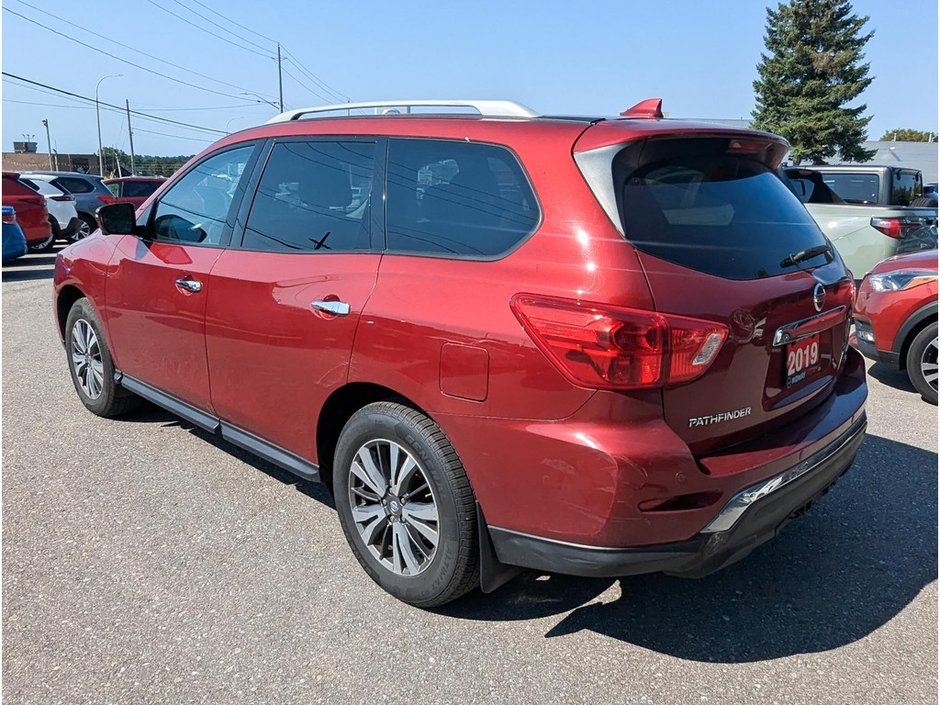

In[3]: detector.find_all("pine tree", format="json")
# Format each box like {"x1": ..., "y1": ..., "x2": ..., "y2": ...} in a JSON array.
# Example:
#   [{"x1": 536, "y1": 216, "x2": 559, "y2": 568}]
[{"x1": 752, "y1": 0, "x2": 876, "y2": 164}]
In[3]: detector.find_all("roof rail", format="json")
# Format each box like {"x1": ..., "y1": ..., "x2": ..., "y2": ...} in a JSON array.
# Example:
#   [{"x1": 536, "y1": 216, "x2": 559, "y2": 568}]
[{"x1": 265, "y1": 100, "x2": 538, "y2": 124}]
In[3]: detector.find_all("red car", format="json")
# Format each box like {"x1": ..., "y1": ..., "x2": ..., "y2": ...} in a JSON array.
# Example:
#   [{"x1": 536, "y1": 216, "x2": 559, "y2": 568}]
[
  {"x1": 103, "y1": 177, "x2": 166, "y2": 209},
  {"x1": 53, "y1": 99, "x2": 867, "y2": 607},
  {"x1": 2, "y1": 171, "x2": 52, "y2": 247},
  {"x1": 853, "y1": 249, "x2": 938, "y2": 403}
]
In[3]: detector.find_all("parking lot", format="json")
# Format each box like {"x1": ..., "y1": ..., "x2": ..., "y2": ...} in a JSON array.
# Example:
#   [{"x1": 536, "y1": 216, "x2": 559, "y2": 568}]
[{"x1": 2, "y1": 248, "x2": 936, "y2": 705}]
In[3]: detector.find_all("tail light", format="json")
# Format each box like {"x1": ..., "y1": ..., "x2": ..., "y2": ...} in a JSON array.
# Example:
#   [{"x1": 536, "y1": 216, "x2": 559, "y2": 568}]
[
  {"x1": 510, "y1": 294, "x2": 728, "y2": 389},
  {"x1": 97, "y1": 194, "x2": 115, "y2": 205},
  {"x1": 2, "y1": 211, "x2": 16, "y2": 224},
  {"x1": 51, "y1": 194, "x2": 74, "y2": 202},
  {"x1": 870, "y1": 216, "x2": 927, "y2": 239}
]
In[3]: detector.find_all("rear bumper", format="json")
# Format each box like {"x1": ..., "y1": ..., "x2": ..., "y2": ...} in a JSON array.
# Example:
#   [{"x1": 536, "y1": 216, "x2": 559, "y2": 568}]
[{"x1": 491, "y1": 414, "x2": 867, "y2": 578}]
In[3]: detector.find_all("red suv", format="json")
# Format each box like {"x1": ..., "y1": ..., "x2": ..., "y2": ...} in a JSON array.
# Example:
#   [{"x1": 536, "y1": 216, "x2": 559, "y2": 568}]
[
  {"x1": 53, "y1": 99, "x2": 868, "y2": 607},
  {"x1": 103, "y1": 176, "x2": 166, "y2": 209},
  {"x1": 853, "y1": 248, "x2": 937, "y2": 403},
  {"x1": 2, "y1": 171, "x2": 52, "y2": 248}
]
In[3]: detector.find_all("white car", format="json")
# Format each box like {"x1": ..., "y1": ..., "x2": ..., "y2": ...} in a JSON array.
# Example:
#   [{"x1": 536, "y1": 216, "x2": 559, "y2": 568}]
[{"x1": 19, "y1": 175, "x2": 83, "y2": 251}]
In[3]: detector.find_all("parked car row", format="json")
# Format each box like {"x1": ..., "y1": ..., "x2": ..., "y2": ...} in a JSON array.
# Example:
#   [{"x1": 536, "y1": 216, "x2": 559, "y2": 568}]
[
  {"x1": 783, "y1": 164, "x2": 937, "y2": 279},
  {"x1": 1, "y1": 171, "x2": 167, "y2": 252}
]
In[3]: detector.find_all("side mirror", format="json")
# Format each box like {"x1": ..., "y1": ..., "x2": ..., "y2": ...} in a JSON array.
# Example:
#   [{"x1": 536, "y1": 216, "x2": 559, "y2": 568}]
[{"x1": 96, "y1": 202, "x2": 137, "y2": 236}]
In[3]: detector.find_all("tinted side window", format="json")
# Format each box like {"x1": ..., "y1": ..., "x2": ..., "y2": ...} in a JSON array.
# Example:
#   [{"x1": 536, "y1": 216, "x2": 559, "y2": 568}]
[
  {"x1": 892, "y1": 171, "x2": 919, "y2": 206},
  {"x1": 820, "y1": 172, "x2": 879, "y2": 204},
  {"x1": 54, "y1": 177, "x2": 95, "y2": 194},
  {"x1": 152, "y1": 146, "x2": 254, "y2": 245},
  {"x1": 123, "y1": 180, "x2": 161, "y2": 198},
  {"x1": 243, "y1": 141, "x2": 375, "y2": 253},
  {"x1": 386, "y1": 139, "x2": 539, "y2": 257}
]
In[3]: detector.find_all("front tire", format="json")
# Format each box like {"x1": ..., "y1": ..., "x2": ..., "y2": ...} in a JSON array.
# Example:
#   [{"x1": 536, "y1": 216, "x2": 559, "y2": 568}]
[
  {"x1": 65, "y1": 298, "x2": 140, "y2": 417},
  {"x1": 333, "y1": 402, "x2": 479, "y2": 607},
  {"x1": 906, "y1": 322, "x2": 938, "y2": 405}
]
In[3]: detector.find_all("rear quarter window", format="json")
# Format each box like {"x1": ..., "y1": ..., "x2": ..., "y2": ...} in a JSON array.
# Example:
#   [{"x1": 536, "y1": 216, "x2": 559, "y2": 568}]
[
  {"x1": 614, "y1": 138, "x2": 830, "y2": 280},
  {"x1": 386, "y1": 139, "x2": 540, "y2": 258},
  {"x1": 122, "y1": 180, "x2": 161, "y2": 198},
  {"x1": 53, "y1": 177, "x2": 95, "y2": 194},
  {"x1": 819, "y1": 172, "x2": 879, "y2": 204}
]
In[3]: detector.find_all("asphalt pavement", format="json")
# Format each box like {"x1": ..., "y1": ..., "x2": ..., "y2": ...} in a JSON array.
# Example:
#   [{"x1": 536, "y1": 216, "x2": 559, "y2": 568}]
[{"x1": 3, "y1": 246, "x2": 937, "y2": 705}]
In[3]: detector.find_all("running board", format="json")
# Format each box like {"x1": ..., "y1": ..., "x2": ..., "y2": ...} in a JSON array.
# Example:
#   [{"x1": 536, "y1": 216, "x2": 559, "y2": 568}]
[
  {"x1": 220, "y1": 423, "x2": 320, "y2": 482},
  {"x1": 116, "y1": 372, "x2": 319, "y2": 483},
  {"x1": 118, "y1": 373, "x2": 219, "y2": 433}
]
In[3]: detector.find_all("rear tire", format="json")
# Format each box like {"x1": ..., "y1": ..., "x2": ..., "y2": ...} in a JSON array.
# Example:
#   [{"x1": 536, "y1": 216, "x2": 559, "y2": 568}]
[
  {"x1": 65, "y1": 298, "x2": 141, "y2": 417},
  {"x1": 333, "y1": 402, "x2": 479, "y2": 607},
  {"x1": 28, "y1": 219, "x2": 57, "y2": 253},
  {"x1": 72, "y1": 214, "x2": 95, "y2": 242},
  {"x1": 906, "y1": 322, "x2": 938, "y2": 405}
]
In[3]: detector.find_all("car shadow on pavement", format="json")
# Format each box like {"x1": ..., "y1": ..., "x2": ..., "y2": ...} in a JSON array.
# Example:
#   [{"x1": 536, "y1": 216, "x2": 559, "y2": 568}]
[
  {"x1": 867, "y1": 362, "x2": 918, "y2": 396},
  {"x1": 117, "y1": 403, "x2": 335, "y2": 508},
  {"x1": 446, "y1": 433, "x2": 937, "y2": 663},
  {"x1": 2, "y1": 267, "x2": 55, "y2": 282}
]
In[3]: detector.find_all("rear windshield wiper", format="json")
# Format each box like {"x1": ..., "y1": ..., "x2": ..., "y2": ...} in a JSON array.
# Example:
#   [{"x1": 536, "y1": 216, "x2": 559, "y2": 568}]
[{"x1": 780, "y1": 244, "x2": 833, "y2": 268}]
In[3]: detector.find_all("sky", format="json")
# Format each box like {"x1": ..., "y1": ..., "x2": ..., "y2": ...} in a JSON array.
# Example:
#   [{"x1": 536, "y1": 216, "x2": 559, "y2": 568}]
[{"x1": 1, "y1": 0, "x2": 937, "y2": 158}]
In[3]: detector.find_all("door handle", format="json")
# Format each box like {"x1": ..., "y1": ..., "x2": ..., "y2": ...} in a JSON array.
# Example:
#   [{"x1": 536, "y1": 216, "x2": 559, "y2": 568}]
[
  {"x1": 311, "y1": 300, "x2": 351, "y2": 316},
  {"x1": 175, "y1": 278, "x2": 203, "y2": 294}
]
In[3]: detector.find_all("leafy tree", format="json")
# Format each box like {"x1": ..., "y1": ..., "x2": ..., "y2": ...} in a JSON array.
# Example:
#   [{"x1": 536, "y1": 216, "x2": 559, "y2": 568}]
[
  {"x1": 100, "y1": 146, "x2": 194, "y2": 177},
  {"x1": 752, "y1": 0, "x2": 876, "y2": 164},
  {"x1": 878, "y1": 128, "x2": 935, "y2": 142}
]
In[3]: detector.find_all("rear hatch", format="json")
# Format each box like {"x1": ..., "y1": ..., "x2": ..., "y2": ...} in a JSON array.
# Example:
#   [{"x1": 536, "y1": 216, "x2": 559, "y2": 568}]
[{"x1": 579, "y1": 134, "x2": 854, "y2": 454}]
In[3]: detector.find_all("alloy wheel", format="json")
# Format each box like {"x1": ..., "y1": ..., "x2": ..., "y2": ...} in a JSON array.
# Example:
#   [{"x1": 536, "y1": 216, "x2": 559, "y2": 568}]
[
  {"x1": 921, "y1": 337, "x2": 938, "y2": 391},
  {"x1": 70, "y1": 319, "x2": 104, "y2": 399},
  {"x1": 347, "y1": 439, "x2": 439, "y2": 576}
]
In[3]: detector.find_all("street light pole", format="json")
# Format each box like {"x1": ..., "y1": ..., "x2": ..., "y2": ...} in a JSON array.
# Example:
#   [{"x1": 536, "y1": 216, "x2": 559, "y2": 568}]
[
  {"x1": 95, "y1": 73, "x2": 122, "y2": 176},
  {"x1": 240, "y1": 91, "x2": 280, "y2": 110},
  {"x1": 42, "y1": 118, "x2": 53, "y2": 171}
]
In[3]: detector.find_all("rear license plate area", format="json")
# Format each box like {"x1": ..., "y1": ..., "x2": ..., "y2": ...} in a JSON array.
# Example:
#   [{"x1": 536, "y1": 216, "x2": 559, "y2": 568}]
[{"x1": 785, "y1": 334, "x2": 821, "y2": 388}]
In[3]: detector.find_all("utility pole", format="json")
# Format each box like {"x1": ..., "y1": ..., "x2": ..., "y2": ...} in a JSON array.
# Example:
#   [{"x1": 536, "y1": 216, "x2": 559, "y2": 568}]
[
  {"x1": 42, "y1": 119, "x2": 53, "y2": 170},
  {"x1": 126, "y1": 99, "x2": 136, "y2": 175},
  {"x1": 277, "y1": 43, "x2": 284, "y2": 112}
]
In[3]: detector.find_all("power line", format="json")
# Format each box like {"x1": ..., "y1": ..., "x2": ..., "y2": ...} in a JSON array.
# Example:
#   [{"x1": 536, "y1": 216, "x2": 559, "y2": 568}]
[
  {"x1": 2, "y1": 7, "x2": 265, "y2": 104},
  {"x1": 169, "y1": 0, "x2": 350, "y2": 103},
  {"x1": 134, "y1": 127, "x2": 214, "y2": 143},
  {"x1": 9, "y1": 0, "x2": 278, "y2": 102},
  {"x1": 2, "y1": 73, "x2": 229, "y2": 135},
  {"x1": 281, "y1": 48, "x2": 349, "y2": 102},
  {"x1": 282, "y1": 66, "x2": 334, "y2": 104},
  {"x1": 165, "y1": 0, "x2": 272, "y2": 53},
  {"x1": 188, "y1": 0, "x2": 278, "y2": 44},
  {"x1": 144, "y1": 0, "x2": 274, "y2": 59},
  {"x1": 3, "y1": 98, "x2": 94, "y2": 109}
]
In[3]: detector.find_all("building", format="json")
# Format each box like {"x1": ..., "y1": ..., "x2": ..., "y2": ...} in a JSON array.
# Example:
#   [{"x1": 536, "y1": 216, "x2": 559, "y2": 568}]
[{"x1": 1, "y1": 151, "x2": 108, "y2": 175}]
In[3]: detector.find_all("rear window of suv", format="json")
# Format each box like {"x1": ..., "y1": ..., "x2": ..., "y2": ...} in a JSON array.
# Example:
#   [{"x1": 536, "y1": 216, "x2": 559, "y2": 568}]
[
  {"x1": 613, "y1": 138, "x2": 830, "y2": 280},
  {"x1": 53, "y1": 176, "x2": 95, "y2": 194}
]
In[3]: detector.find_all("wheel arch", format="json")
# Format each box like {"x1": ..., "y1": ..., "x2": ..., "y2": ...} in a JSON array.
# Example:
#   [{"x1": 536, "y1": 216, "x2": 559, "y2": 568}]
[
  {"x1": 316, "y1": 382, "x2": 429, "y2": 491},
  {"x1": 896, "y1": 302, "x2": 938, "y2": 370},
  {"x1": 56, "y1": 284, "x2": 87, "y2": 340}
]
